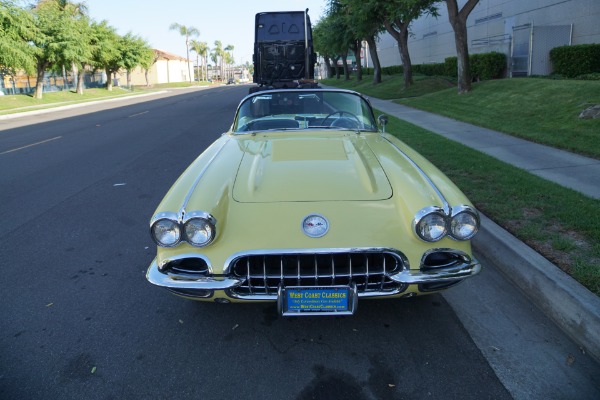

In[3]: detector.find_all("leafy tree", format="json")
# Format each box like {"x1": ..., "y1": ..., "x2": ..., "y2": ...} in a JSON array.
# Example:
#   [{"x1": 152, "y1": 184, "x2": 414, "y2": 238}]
[
  {"x1": 120, "y1": 33, "x2": 154, "y2": 87},
  {"x1": 339, "y1": 0, "x2": 386, "y2": 84},
  {"x1": 379, "y1": 0, "x2": 439, "y2": 89},
  {"x1": 445, "y1": 0, "x2": 480, "y2": 93},
  {"x1": 313, "y1": 17, "x2": 335, "y2": 78},
  {"x1": 34, "y1": 0, "x2": 90, "y2": 95},
  {"x1": 30, "y1": 0, "x2": 74, "y2": 98},
  {"x1": 169, "y1": 23, "x2": 199, "y2": 82},
  {"x1": 0, "y1": 2, "x2": 38, "y2": 84},
  {"x1": 314, "y1": 3, "x2": 354, "y2": 80},
  {"x1": 90, "y1": 20, "x2": 121, "y2": 91}
]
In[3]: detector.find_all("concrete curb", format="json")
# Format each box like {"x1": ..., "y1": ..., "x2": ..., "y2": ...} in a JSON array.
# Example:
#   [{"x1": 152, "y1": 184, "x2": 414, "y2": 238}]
[{"x1": 474, "y1": 213, "x2": 600, "y2": 362}]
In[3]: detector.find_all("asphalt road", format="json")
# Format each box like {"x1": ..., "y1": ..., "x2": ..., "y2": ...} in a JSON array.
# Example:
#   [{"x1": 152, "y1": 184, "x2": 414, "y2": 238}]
[{"x1": 0, "y1": 86, "x2": 597, "y2": 400}]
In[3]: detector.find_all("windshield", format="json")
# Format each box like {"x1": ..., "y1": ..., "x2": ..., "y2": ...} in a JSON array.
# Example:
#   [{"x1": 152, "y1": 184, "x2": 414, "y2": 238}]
[{"x1": 232, "y1": 90, "x2": 378, "y2": 133}]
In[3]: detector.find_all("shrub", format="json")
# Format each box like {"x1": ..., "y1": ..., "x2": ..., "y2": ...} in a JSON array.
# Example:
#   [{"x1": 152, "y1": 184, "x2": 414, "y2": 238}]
[
  {"x1": 550, "y1": 44, "x2": 600, "y2": 78},
  {"x1": 471, "y1": 52, "x2": 506, "y2": 80},
  {"x1": 444, "y1": 57, "x2": 458, "y2": 77},
  {"x1": 413, "y1": 63, "x2": 448, "y2": 76}
]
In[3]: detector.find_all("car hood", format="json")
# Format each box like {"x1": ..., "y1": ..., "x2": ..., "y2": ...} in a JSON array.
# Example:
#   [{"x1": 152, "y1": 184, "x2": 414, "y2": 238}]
[{"x1": 233, "y1": 134, "x2": 393, "y2": 203}]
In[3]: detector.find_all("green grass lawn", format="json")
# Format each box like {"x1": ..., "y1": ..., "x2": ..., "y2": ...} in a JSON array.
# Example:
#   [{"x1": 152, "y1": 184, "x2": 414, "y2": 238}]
[
  {"x1": 0, "y1": 88, "x2": 149, "y2": 114},
  {"x1": 321, "y1": 76, "x2": 600, "y2": 159},
  {"x1": 0, "y1": 81, "x2": 212, "y2": 114}
]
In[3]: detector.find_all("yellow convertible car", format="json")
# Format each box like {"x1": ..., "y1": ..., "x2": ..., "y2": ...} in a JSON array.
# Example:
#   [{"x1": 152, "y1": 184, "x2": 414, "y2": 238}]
[{"x1": 146, "y1": 88, "x2": 480, "y2": 316}]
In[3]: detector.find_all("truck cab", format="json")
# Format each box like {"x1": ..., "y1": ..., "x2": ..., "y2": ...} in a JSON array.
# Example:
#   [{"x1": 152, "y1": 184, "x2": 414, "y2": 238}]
[{"x1": 251, "y1": 10, "x2": 318, "y2": 93}]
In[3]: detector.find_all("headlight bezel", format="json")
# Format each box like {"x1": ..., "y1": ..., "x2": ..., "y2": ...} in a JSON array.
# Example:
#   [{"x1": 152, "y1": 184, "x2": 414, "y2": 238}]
[
  {"x1": 448, "y1": 205, "x2": 480, "y2": 241},
  {"x1": 414, "y1": 206, "x2": 448, "y2": 242},
  {"x1": 150, "y1": 211, "x2": 217, "y2": 248},
  {"x1": 150, "y1": 212, "x2": 182, "y2": 248},
  {"x1": 413, "y1": 205, "x2": 479, "y2": 242},
  {"x1": 183, "y1": 211, "x2": 217, "y2": 247}
]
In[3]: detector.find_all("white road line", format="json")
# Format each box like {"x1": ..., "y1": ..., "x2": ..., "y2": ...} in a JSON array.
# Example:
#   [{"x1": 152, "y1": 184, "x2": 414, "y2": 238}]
[
  {"x1": 0, "y1": 136, "x2": 63, "y2": 155},
  {"x1": 128, "y1": 111, "x2": 149, "y2": 118}
]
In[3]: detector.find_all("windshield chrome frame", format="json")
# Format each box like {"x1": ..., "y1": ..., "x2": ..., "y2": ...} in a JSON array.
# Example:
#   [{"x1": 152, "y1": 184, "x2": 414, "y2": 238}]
[{"x1": 230, "y1": 88, "x2": 378, "y2": 135}]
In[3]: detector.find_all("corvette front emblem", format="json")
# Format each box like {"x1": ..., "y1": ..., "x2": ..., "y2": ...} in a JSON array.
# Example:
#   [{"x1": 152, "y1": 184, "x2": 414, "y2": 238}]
[{"x1": 302, "y1": 214, "x2": 329, "y2": 238}]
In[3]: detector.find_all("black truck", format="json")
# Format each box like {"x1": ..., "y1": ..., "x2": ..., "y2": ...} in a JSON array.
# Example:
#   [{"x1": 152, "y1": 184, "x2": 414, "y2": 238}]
[{"x1": 250, "y1": 9, "x2": 319, "y2": 93}]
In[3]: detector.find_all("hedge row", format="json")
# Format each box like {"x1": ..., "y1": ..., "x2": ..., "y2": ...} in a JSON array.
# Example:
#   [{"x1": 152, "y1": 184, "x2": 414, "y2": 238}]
[
  {"x1": 550, "y1": 44, "x2": 600, "y2": 78},
  {"x1": 355, "y1": 52, "x2": 506, "y2": 81}
]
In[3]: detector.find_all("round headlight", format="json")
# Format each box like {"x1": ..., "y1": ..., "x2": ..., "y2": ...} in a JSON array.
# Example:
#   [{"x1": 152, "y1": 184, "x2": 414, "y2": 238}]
[
  {"x1": 151, "y1": 218, "x2": 181, "y2": 247},
  {"x1": 184, "y1": 216, "x2": 215, "y2": 247},
  {"x1": 450, "y1": 209, "x2": 479, "y2": 240},
  {"x1": 415, "y1": 208, "x2": 447, "y2": 242}
]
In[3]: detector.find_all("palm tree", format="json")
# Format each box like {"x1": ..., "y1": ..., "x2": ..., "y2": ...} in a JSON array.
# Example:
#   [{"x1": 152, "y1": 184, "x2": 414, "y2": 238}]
[
  {"x1": 212, "y1": 40, "x2": 223, "y2": 81},
  {"x1": 169, "y1": 23, "x2": 199, "y2": 82},
  {"x1": 199, "y1": 42, "x2": 209, "y2": 81},
  {"x1": 224, "y1": 44, "x2": 234, "y2": 80},
  {"x1": 189, "y1": 39, "x2": 202, "y2": 81}
]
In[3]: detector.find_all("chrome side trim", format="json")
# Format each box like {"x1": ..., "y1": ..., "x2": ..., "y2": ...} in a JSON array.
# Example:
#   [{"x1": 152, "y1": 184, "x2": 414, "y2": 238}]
[
  {"x1": 382, "y1": 136, "x2": 450, "y2": 214},
  {"x1": 147, "y1": 257, "x2": 243, "y2": 290},
  {"x1": 179, "y1": 138, "x2": 231, "y2": 218}
]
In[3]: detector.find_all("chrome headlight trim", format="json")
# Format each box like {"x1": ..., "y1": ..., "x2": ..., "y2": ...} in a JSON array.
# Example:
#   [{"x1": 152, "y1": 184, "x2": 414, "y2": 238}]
[
  {"x1": 449, "y1": 205, "x2": 480, "y2": 241},
  {"x1": 413, "y1": 206, "x2": 448, "y2": 242},
  {"x1": 183, "y1": 211, "x2": 217, "y2": 247},
  {"x1": 150, "y1": 212, "x2": 181, "y2": 248}
]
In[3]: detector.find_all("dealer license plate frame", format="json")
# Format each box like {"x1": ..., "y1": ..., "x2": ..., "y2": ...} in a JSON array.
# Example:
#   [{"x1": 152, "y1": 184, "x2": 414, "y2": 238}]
[{"x1": 277, "y1": 284, "x2": 358, "y2": 316}]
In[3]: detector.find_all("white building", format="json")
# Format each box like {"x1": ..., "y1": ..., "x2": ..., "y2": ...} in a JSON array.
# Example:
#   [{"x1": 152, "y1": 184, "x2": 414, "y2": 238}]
[{"x1": 372, "y1": 0, "x2": 600, "y2": 76}]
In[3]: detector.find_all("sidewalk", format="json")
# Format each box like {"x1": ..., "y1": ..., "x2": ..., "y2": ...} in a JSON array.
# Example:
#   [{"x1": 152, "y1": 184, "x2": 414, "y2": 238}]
[{"x1": 368, "y1": 97, "x2": 600, "y2": 362}]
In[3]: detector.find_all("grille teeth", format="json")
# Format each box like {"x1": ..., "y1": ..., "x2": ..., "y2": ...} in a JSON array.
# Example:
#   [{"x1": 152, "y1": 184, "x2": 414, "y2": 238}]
[{"x1": 230, "y1": 252, "x2": 405, "y2": 297}]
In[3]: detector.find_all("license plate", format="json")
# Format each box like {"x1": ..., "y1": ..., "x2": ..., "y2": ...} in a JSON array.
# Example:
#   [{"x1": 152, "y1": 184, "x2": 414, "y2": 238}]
[{"x1": 278, "y1": 285, "x2": 357, "y2": 316}]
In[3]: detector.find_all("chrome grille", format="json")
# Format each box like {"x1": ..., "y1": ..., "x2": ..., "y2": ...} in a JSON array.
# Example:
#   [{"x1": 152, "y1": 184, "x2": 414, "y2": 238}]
[{"x1": 229, "y1": 250, "x2": 407, "y2": 298}]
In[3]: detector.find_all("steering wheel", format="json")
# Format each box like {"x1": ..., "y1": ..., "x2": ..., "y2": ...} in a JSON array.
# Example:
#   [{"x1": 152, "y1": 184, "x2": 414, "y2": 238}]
[{"x1": 322, "y1": 111, "x2": 361, "y2": 129}]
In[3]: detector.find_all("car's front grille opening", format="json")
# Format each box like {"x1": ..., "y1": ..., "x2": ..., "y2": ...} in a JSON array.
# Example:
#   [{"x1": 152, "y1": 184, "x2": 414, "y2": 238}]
[
  {"x1": 162, "y1": 257, "x2": 210, "y2": 276},
  {"x1": 422, "y1": 251, "x2": 468, "y2": 270},
  {"x1": 229, "y1": 251, "x2": 406, "y2": 297},
  {"x1": 419, "y1": 250, "x2": 468, "y2": 292}
]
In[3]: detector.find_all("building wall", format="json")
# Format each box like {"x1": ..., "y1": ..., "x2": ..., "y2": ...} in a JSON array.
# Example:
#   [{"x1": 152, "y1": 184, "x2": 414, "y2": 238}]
[
  {"x1": 114, "y1": 54, "x2": 193, "y2": 86},
  {"x1": 374, "y1": 0, "x2": 600, "y2": 74}
]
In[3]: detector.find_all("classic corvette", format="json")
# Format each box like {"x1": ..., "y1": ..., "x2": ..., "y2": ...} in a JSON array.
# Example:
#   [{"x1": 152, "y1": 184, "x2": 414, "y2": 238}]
[{"x1": 146, "y1": 88, "x2": 481, "y2": 316}]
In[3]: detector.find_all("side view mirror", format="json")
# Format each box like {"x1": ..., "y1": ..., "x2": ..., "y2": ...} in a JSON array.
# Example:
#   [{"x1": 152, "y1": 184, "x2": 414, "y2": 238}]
[{"x1": 378, "y1": 115, "x2": 388, "y2": 133}]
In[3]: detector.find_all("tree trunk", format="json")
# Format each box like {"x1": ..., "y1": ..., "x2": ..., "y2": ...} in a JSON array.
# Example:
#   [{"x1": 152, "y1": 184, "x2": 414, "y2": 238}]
[
  {"x1": 446, "y1": 0, "x2": 479, "y2": 94},
  {"x1": 77, "y1": 63, "x2": 85, "y2": 95},
  {"x1": 385, "y1": 21, "x2": 413, "y2": 89},
  {"x1": 349, "y1": 40, "x2": 362, "y2": 81},
  {"x1": 332, "y1": 56, "x2": 341, "y2": 79},
  {"x1": 341, "y1": 51, "x2": 350, "y2": 80},
  {"x1": 106, "y1": 69, "x2": 113, "y2": 91},
  {"x1": 366, "y1": 36, "x2": 382, "y2": 84},
  {"x1": 323, "y1": 56, "x2": 332, "y2": 79},
  {"x1": 34, "y1": 61, "x2": 47, "y2": 99}
]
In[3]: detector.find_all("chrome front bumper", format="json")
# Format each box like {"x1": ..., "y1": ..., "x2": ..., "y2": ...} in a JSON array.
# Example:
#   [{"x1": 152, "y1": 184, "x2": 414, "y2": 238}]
[{"x1": 146, "y1": 255, "x2": 481, "y2": 295}]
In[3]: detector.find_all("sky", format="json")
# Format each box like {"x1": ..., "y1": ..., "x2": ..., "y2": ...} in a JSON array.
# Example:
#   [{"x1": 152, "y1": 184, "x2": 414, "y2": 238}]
[{"x1": 84, "y1": 0, "x2": 327, "y2": 65}]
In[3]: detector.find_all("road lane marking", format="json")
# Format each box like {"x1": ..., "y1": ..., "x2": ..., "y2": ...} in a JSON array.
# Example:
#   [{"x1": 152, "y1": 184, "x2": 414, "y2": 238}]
[
  {"x1": 0, "y1": 136, "x2": 63, "y2": 155},
  {"x1": 128, "y1": 111, "x2": 149, "y2": 118}
]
